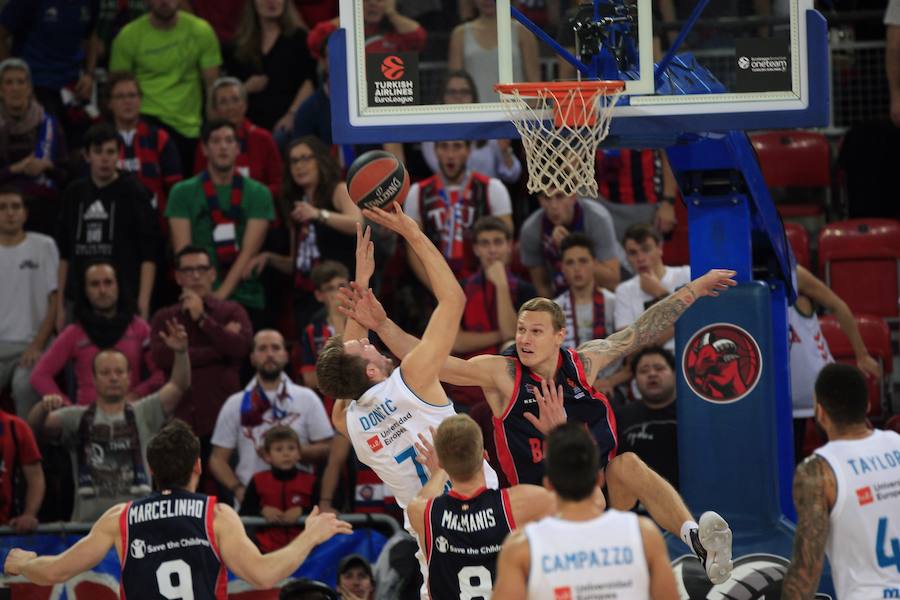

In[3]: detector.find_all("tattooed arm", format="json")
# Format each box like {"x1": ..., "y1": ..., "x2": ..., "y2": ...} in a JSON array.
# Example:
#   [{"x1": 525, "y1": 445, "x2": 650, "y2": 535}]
[
  {"x1": 782, "y1": 455, "x2": 836, "y2": 600},
  {"x1": 576, "y1": 269, "x2": 737, "y2": 381}
]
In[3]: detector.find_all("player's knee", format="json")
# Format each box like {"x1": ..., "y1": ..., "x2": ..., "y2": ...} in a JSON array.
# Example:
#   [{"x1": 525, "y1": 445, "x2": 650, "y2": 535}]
[{"x1": 607, "y1": 452, "x2": 646, "y2": 483}]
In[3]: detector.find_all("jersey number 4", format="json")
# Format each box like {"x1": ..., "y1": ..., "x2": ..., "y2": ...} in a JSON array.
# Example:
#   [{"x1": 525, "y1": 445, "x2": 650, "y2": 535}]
[
  {"x1": 877, "y1": 517, "x2": 900, "y2": 573},
  {"x1": 157, "y1": 559, "x2": 195, "y2": 600}
]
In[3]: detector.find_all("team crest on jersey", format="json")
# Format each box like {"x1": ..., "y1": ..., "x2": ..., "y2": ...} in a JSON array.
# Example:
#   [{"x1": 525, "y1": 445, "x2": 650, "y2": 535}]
[
  {"x1": 435, "y1": 536, "x2": 449, "y2": 553},
  {"x1": 683, "y1": 323, "x2": 762, "y2": 404},
  {"x1": 565, "y1": 377, "x2": 585, "y2": 399},
  {"x1": 367, "y1": 435, "x2": 383, "y2": 453},
  {"x1": 130, "y1": 539, "x2": 146, "y2": 559},
  {"x1": 856, "y1": 486, "x2": 874, "y2": 506},
  {"x1": 553, "y1": 587, "x2": 573, "y2": 600}
]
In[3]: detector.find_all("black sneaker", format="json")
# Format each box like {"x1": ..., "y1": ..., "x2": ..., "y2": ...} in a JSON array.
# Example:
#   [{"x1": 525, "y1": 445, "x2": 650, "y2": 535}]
[{"x1": 689, "y1": 511, "x2": 733, "y2": 584}]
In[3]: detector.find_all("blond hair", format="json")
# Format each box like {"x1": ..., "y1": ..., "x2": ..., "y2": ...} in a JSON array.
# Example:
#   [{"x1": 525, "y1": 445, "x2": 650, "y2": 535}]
[
  {"x1": 434, "y1": 415, "x2": 485, "y2": 481},
  {"x1": 518, "y1": 297, "x2": 565, "y2": 331}
]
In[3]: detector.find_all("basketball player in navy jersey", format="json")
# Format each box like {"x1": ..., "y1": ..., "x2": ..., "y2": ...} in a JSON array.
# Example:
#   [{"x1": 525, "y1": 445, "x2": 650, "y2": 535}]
[
  {"x1": 406, "y1": 412, "x2": 556, "y2": 599},
  {"x1": 493, "y1": 422, "x2": 679, "y2": 599},
  {"x1": 3, "y1": 421, "x2": 353, "y2": 596},
  {"x1": 340, "y1": 266, "x2": 737, "y2": 583}
]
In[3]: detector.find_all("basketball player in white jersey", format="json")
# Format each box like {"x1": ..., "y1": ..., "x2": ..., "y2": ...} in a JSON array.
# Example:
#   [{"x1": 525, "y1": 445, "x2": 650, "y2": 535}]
[
  {"x1": 3, "y1": 421, "x2": 353, "y2": 595},
  {"x1": 782, "y1": 363, "x2": 900, "y2": 600},
  {"x1": 788, "y1": 265, "x2": 881, "y2": 459},
  {"x1": 316, "y1": 207, "x2": 498, "y2": 509},
  {"x1": 493, "y1": 422, "x2": 679, "y2": 599}
]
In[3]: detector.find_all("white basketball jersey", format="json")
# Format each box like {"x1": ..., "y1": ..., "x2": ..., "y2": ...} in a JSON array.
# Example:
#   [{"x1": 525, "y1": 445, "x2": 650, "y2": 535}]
[
  {"x1": 525, "y1": 510, "x2": 650, "y2": 600},
  {"x1": 788, "y1": 306, "x2": 833, "y2": 417},
  {"x1": 346, "y1": 367, "x2": 498, "y2": 509},
  {"x1": 814, "y1": 429, "x2": 900, "y2": 600}
]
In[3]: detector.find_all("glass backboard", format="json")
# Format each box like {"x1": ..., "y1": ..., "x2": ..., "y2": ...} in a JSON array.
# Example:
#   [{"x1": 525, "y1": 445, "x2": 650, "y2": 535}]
[{"x1": 330, "y1": 0, "x2": 828, "y2": 146}]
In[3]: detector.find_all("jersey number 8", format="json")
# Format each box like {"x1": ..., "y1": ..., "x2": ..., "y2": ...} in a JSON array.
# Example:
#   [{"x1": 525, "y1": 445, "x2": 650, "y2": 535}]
[{"x1": 458, "y1": 565, "x2": 492, "y2": 600}]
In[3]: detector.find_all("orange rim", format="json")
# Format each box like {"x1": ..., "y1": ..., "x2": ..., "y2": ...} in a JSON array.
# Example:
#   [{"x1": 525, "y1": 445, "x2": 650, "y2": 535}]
[{"x1": 494, "y1": 80, "x2": 625, "y2": 97}]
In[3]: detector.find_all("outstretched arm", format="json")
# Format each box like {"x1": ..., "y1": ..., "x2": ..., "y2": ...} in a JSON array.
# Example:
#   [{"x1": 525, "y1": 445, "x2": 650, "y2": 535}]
[
  {"x1": 577, "y1": 269, "x2": 736, "y2": 380},
  {"x1": 796, "y1": 265, "x2": 881, "y2": 378},
  {"x1": 215, "y1": 504, "x2": 352, "y2": 589},
  {"x1": 342, "y1": 287, "x2": 504, "y2": 393},
  {"x1": 344, "y1": 224, "x2": 376, "y2": 342},
  {"x1": 5, "y1": 504, "x2": 120, "y2": 583},
  {"x1": 782, "y1": 455, "x2": 835, "y2": 600},
  {"x1": 362, "y1": 203, "x2": 465, "y2": 398}
]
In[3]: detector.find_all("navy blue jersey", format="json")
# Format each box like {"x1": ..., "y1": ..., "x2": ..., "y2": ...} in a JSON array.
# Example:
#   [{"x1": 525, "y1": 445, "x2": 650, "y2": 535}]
[
  {"x1": 493, "y1": 348, "x2": 618, "y2": 485},
  {"x1": 424, "y1": 487, "x2": 515, "y2": 600},
  {"x1": 120, "y1": 489, "x2": 226, "y2": 600}
]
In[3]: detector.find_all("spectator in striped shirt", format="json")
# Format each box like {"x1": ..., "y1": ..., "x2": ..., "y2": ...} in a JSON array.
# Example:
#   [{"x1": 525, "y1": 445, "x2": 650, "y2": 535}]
[{"x1": 105, "y1": 70, "x2": 183, "y2": 235}]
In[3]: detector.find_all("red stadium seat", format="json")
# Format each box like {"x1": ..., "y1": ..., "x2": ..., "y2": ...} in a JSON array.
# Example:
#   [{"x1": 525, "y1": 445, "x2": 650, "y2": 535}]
[
  {"x1": 784, "y1": 222, "x2": 811, "y2": 270},
  {"x1": 750, "y1": 130, "x2": 831, "y2": 218},
  {"x1": 885, "y1": 414, "x2": 900, "y2": 434},
  {"x1": 819, "y1": 314, "x2": 893, "y2": 417},
  {"x1": 818, "y1": 219, "x2": 900, "y2": 323},
  {"x1": 662, "y1": 196, "x2": 690, "y2": 267}
]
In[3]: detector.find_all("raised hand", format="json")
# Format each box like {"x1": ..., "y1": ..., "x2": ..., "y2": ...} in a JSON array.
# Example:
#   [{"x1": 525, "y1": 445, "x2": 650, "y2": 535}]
[
  {"x1": 180, "y1": 289, "x2": 204, "y2": 321},
  {"x1": 689, "y1": 269, "x2": 738, "y2": 299},
  {"x1": 414, "y1": 426, "x2": 440, "y2": 475},
  {"x1": 484, "y1": 260, "x2": 509, "y2": 289},
  {"x1": 551, "y1": 225, "x2": 570, "y2": 248},
  {"x1": 355, "y1": 223, "x2": 376, "y2": 285},
  {"x1": 338, "y1": 282, "x2": 387, "y2": 331},
  {"x1": 524, "y1": 378, "x2": 568, "y2": 435},
  {"x1": 303, "y1": 506, "x2": 354, "y2": 545},
  {"x1": 159, "y1": 319, "x2": 188, "y2": 353},
  {"x1": 362, "y1": 201, "x2": 420, "y2": 240},
  {"x1": 639, "y1": 271, "x2": 667, "y2": 297},
  {"x1": 291, "y1": 201, "x2": 319, "y2": 224}
]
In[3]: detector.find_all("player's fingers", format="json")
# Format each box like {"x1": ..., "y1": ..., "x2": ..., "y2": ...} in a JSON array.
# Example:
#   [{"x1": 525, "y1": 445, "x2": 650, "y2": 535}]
[
  {"x1": 524, "y1": 412, "x2": 540, "y2": 429},
  {"x1": 308, "y1": 505, "x2": 320, "y2": 517},
  {"x1": 336, "y1": 522, "x2": 354, "y2": 534}
]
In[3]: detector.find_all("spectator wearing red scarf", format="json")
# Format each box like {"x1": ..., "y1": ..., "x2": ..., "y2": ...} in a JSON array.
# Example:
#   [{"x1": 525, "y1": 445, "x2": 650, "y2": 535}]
[{"x1": 447, "y1": 216, "x2": 535, "y2": 407}]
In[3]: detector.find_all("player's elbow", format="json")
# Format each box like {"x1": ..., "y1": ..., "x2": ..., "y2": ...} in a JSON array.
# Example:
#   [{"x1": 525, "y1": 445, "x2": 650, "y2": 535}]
[
  {"x1": 244, "y1": 571, "x2": 277, "y2": 590},
  {"x1": 445, "y1": 286, "x2": 467, "y2": 313}
]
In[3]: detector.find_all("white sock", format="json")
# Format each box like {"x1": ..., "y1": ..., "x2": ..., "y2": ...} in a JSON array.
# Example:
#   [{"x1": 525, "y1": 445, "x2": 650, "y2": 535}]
[{"x1": 681, "y1": 520, "x2": 699, "y2": 548}]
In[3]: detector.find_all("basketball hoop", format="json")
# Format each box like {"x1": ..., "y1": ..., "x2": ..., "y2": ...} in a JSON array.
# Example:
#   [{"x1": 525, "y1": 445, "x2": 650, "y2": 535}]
[{"x1": 495, "y1": 81, "x2": 624, "y2": 198}]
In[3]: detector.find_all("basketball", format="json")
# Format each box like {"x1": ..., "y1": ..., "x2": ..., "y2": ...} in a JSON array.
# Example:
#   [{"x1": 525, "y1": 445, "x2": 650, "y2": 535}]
[{"x1": 346, "y1": 150, "x2": 410, "y2": 210}]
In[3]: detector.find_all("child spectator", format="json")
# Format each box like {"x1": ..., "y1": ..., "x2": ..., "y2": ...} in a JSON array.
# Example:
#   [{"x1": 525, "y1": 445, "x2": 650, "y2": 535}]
[
  {"x1": 240, "y1": 425, "x2": 316, "y2": 553},
  {"x1": 299, "y1": 260, "x2": 349, "y2": 407},
  {"x1": 0, "y1": 406, "x2": 44, "y2": 532}
]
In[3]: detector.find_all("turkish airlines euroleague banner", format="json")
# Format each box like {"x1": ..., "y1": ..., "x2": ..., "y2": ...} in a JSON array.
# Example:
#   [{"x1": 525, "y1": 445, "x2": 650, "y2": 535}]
[
  {"x1": 366, "y1": 52, "x2": 420, "y2": 106},
  {"x1": 0, "y1": 529, "x2": 386, "y2": 599}
]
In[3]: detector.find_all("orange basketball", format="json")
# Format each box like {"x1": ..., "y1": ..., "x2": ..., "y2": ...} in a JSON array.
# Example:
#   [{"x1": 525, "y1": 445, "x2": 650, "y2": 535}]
[{"x1": 346, "y1": 150, "x2": 410, "y2": 210}]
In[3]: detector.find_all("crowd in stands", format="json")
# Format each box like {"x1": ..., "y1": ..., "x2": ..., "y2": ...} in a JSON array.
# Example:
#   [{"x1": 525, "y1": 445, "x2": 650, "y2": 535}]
[{"x1": 0, "y1": 0, "x2": 897, "y2": 598}]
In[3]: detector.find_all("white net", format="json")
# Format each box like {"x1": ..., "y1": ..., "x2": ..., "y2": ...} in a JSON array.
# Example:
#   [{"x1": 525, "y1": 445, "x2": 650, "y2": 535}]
[{"x1": 497, "y1": 85, "x2": 622, "y2": 197}]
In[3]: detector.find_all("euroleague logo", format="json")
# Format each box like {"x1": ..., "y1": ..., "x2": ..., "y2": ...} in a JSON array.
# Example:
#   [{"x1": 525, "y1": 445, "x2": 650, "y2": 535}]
[
  {"x1": 380, "y1": 55, "x2": 405, "y2": 80},
  {"x1": 682, "y1": 323, "x2": 762, "y2": 404}
]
